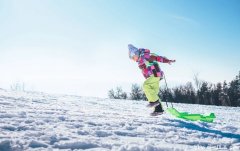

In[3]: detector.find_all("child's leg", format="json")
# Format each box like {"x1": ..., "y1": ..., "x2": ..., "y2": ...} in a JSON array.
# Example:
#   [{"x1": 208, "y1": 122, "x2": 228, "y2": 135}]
[
  {"x1": 152, "y1": 79, "x2": 164, "y2": 112},
  {"x1": 143, "y1": 76, "x2": 160, "y2": 102}
]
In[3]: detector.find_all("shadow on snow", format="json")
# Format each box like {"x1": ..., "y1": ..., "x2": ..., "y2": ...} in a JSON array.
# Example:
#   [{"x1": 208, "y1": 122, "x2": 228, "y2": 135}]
[{"x1": 164, "y1": 119, "x2": 240, "y2": 140}]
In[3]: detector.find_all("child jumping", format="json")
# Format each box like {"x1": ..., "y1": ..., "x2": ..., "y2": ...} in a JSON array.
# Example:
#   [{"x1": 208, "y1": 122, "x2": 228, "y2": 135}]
[{"x1": 128, "y1": 44, "x2": 175, "y2": 116}]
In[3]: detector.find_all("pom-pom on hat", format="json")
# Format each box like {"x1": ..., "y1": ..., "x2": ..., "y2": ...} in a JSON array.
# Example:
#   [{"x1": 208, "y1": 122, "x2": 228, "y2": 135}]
[{"x1": 128, "y1": 44, "x2": 139, "y2": 59}]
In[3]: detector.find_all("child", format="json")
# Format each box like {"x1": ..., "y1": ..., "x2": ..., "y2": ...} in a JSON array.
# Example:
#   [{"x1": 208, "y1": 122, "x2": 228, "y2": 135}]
[{"x1": 128, "y1": 44, "x2": 175, "y2": 116}]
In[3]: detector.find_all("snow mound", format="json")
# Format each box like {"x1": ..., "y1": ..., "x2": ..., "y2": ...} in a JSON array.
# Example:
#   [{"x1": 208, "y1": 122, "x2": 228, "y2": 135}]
[
  {"x1": 29, "y1": 140, "x2": 48, "y2": 148},
  {"x1": 54, "y1": 141, "x2": 99, "y2": 150},
  {"x1": 0, "y1": 89, "x2": 240, "y2": 150}
]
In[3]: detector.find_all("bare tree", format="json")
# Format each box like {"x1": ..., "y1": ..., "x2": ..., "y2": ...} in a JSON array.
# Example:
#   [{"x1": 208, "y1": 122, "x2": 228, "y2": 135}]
[
  {"x1": 130, "y1": 84, "x2": 143, "y2": 100},
  {"x1": 193, "y1": 73, "x2": 202, "y2": 91},
  {"x1": 108, "y1": 87, "x2": 127, "y2": 99},
  {"x1": 10, "y1": 82, "x2": 25, "y2": 92},
  {"x1": 108, "y1": 89, "x2": 115, "y2": 99}
]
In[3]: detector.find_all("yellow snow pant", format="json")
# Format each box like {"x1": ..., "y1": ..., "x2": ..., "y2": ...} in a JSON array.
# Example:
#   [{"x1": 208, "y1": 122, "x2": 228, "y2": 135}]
[{"x1": 143, "y1": 76, "x2": 160, "y2": 102}]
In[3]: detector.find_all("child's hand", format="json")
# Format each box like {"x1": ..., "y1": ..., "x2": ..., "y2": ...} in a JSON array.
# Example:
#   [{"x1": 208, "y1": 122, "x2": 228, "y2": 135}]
[{"x1": 168, "y1": 60, "x2": 176, "y2": 65}]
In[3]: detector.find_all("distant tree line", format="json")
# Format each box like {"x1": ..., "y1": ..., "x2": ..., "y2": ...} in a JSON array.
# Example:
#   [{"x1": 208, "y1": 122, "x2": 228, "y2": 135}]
[{"x1": 108, "y1": 71, "x2": 240, "y2": 107}]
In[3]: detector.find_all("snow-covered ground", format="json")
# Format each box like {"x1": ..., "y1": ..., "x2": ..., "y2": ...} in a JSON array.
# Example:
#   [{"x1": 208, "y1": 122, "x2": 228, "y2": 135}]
[{"x1": 0, "y1": 88, "x2": 240, "y2": 151}]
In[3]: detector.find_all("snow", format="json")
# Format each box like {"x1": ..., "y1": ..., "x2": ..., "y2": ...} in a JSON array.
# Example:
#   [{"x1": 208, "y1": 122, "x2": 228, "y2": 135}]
[{"x1": 0, "y1": 89, "x2": 240, "y2": 151}]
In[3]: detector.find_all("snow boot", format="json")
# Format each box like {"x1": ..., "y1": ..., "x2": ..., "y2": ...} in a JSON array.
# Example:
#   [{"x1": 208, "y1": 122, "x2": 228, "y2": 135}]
[
  {"x1": 150, "y1": 103, "x2": 164, "y2": 116},
  {"x1": 146, "y1": 100, "x2": 160, "y2": 108}
]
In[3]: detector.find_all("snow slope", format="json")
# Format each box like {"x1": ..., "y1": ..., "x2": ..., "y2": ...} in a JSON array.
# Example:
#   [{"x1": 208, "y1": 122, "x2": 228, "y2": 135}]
[{"x1": 0, "y1": 89, "x2": 240, "y2": 151}]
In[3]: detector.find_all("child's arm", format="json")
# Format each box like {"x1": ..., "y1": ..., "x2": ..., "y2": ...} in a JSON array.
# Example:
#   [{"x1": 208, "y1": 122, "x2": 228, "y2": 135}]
[{"x1": 150, "y1": 53, "x2": 175, "y2": 64}]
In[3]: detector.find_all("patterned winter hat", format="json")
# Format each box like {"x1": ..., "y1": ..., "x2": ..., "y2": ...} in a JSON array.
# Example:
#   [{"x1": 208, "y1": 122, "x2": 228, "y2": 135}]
[{"x1": 128, "y1": 44, "x2": 139, "y2": 59}]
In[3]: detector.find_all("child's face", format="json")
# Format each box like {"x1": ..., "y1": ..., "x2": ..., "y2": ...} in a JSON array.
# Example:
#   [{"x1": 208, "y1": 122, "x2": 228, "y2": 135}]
[{"x1": 132, "y1": 55, "x2": 139, "y2": 62}]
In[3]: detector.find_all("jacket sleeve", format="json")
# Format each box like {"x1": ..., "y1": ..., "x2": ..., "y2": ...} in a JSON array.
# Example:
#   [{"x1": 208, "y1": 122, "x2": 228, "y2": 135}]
[{"x1": 150, "y1": 53, "x2": 171, "y2": 63}]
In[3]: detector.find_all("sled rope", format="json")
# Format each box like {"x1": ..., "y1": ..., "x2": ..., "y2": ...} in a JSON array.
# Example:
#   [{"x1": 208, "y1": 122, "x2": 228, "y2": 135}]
[{"x1": 163, "y1": 74, "x2": 173, "y2": 108}]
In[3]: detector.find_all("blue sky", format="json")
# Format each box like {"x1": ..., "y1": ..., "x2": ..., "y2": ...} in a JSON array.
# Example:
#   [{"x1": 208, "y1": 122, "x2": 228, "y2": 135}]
[{"x1": 0, "y1": 0, "x2": 239, "y2": 97}]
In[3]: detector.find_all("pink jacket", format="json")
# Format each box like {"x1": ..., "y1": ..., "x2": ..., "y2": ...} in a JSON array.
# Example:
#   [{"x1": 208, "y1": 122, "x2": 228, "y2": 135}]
[{"x1": 138, "y1": 48, "x2": 171, "y2": 79}]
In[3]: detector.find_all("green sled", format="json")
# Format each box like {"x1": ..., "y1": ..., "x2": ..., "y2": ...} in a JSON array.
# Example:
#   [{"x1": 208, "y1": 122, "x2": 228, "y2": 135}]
[{"x1": 167, "y1": 107, "x2": 216, "y2": 123}]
